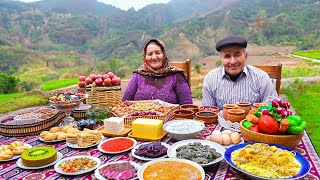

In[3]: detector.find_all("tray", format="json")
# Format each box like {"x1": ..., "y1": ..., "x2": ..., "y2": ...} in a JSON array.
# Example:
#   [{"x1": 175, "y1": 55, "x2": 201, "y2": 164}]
[
  {"x1": 128, "y1": 131, "x2": 167, "y2": 141},
  {"x1": 97, "y1": 125, "x2": 132, "y2": 137}
]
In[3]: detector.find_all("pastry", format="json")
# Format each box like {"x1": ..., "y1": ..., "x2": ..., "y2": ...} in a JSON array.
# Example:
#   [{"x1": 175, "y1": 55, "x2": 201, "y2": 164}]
[
  {"x1": 61, "y1": 125, "x2": 73, "y2": 133},
  {"x1": 77, "y1": 133, "x2": 98, "y2": 147},
  {"x1": 21, "y1": 146, "x2": 57, "y2": 167},
  {"x1": 40, "y1": 131, "x2": 50, "y2": 139},
  {"x1": 67, "y1": 128, "x2": 80, "y2": 134},
  {"x1": 66, "y1": 133, "x2": 78, "y2": 144},
  {"x1": 12, "y1": 146, "x2": 29, "y2": 155},
  {"x1": 0, "y1": 145, "x2": 12, "y2": 151},
  {"x1": 57, "y1": 132, "x2": 67, "y2": 140},
  {"x1": 0, "y1": 149, "x2": 13, "y2": 160},
  {"x1": 10, "y1": 141, "x2": 24, "y2": 149},
  {"x1": 43, "y1": 133, "x2": 58, "y2": 141},
  {"x1": 49, "y1": 127, "x2": 61, "y2": 133}
]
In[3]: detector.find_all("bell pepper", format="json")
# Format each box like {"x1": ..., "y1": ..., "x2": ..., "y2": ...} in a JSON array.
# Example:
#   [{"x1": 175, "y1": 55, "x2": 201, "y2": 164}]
[
  {"x1": 249, "y1": 125, "x2": 261, "y2": 133},
  {"x1": 258, "y1": 115, "x2": 280, "y2": 135},
  {"x1": 286, "y1": 115, "x2": 307, "y2": 135},
  {"x1": 243, "y1": 120, "x2": 253, "y2": 129}
]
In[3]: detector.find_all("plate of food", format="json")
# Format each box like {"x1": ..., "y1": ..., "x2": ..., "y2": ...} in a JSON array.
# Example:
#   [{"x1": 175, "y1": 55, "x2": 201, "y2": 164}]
[
  {"x1": 0, "y1": 141, "x2": 32, "y2": 162},
  {"x1": 138, "y1": 158, "x2": 205, "y2": 180},
  {"x1": 95, "y1": 161, "x2": 141, "y2": 180},
  {"x1": 167, "y1": 139, "x2": 225, "y2": 167},
  {"x1": 66, "y1": 136, "x2": 104, "y2": 149},
  {"x1": 54, "y1": 155, "x2": 101, "y2": 175},
  {"x1": 131, "y1": 141, "x2": 170, "y2": 161},
  {"x1": 224, "y1": 142, "x2": 311, "y2": 180},
  {"x1": 98, "y1": 137, "x2": 137, "y2": 154},
  {"x1": 17, "y1": 152, "x2": 63, "y2": 170}
]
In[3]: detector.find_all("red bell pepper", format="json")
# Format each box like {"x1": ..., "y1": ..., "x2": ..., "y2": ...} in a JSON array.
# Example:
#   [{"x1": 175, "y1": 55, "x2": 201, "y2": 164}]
[
  {"x1": 249, "y1": 125, "x2": 261, "y2": 133},
  {"x1": 258, "y1": 115, "x2": 280, "y2": 135}
]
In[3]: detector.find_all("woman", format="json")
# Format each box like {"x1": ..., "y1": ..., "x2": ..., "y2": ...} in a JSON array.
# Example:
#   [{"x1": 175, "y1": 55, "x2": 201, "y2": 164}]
[{"x1": 122, "y1": 38, "x2": 193, "y2": 105}]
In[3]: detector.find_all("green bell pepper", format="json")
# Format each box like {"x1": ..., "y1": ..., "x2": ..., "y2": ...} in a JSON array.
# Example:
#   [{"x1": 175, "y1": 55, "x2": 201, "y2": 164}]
[
  {"x1": 243, "y1": 120, "x2": 254, "y2": 129},
  {"x1": 286, "y1": 115, "x2": 307, "y2": 135}
]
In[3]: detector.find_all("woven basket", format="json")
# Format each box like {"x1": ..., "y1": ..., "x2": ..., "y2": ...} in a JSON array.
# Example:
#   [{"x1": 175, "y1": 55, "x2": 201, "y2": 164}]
[
  {"x1": 240, "y1": 120, "x2": 303, "y2": 149},
  {"x1": 86, "y1": 85, "x2": 122, "y2": 109},
  {"x1": 0, "y1": 111, "x2": 65, "y2": 137}
]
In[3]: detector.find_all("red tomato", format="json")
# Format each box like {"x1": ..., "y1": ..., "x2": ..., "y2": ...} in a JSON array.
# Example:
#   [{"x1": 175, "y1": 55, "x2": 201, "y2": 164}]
[
  {"x1": 249, "y1": 125, "x2": 261, "y2": 133},
  {"x1": 258, "y1": 115, "x2": 280, "y2": 135}
]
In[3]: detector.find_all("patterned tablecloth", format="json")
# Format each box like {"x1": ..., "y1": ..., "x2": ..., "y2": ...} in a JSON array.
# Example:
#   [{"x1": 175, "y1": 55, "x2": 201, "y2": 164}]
[{"x1": 0, "y1": 123, "x2": 319, "y2": 180}]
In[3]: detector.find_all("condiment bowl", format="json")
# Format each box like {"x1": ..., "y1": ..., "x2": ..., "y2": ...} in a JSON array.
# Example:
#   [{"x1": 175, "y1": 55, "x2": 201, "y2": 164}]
[
  {"x1": 163, "y1": 120, "x2": 205, "y2": 141},
  {"x1": 199, "y1": 106, "x2": 219, "y2": 113},
  {"x1": 173, "y1": 109, "x2": 194, "y2": 119},
  {"x1": 195, "y1": 111, "x2": 218, "y2": 124},
  {"x1": 180, "y1": 104, "x2": 199, "y2": 114}
]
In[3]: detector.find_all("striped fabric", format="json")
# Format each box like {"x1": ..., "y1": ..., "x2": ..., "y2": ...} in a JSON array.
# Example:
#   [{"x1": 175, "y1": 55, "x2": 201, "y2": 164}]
[{"x1": 202, "y1": 65, "x2": 278, "y2": 109}]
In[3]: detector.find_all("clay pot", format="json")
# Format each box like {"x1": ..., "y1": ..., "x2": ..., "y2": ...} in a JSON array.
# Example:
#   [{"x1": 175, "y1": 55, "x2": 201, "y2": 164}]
[
  {"x1": 199, "y1": 106, "x2": 219, "y2": 114},
  {"x1": 180, "y1": 104, "x2": 199, "y2": 114},
  {"x1": 227, "y1": 109, "x2": 246, "y2": 123},
  {"x1": 253, "y1": 103, "x2": 267, "y2": 110},
  {"x1": 237, "y1": 102, "x2": 251, "y2": 116},
  {"x1": 195, "y1": 111, "x2": 218, "y2": 124},
  {"x1": 173, "y1": 109, "x2": 194, "y2": 119},
  {"x1": 223, "y1": 104, "x2": 238, "y2": 120}
]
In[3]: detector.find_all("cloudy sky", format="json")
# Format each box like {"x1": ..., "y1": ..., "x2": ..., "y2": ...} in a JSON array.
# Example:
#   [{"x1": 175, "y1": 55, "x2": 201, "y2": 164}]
[{"x1": 15, "y1": 0, "x2": 172, "y2": 10}]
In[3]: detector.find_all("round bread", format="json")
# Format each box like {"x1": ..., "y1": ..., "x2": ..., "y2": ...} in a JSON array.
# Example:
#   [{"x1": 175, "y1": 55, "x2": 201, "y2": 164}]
[
  {"x1": 0, "y1": 149, "x2": 13, "y2": 160},
  {"x1": 0, "y1": 145, "x2": 12, "y2": 151},
  {"x1": 61, "y1": 125, "x2": 73, "y2": 133},
  {"x1": 66, "y1": 128, "x2": 80, "y2": 134},
  {"x1": 12, "y1": 146, "x2": 29, "y2": 155},
  {"x1": 10, "y1": 141, "x2": 24, "y2": 149},
  {"x1": 56, "y1": 132, "x2": 67, "y2": 140},
  {"x1": 49, "y1": 127, "x2": 61, "y2": 133},
  {"x1": 40, "y1": 131, "x2": 50, "y2": 139},
  {"x1": 43, "y1": 133, "x2": 58, "y2": 141}
]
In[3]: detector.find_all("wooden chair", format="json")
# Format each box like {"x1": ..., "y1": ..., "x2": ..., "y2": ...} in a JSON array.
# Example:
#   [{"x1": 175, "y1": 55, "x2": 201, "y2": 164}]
[
  {"x1": 170, "y1": 59, "x2": 191, "y2": 86},
  {"x1": 254, "y1": 63, "x2": 282, "y2": 95}
]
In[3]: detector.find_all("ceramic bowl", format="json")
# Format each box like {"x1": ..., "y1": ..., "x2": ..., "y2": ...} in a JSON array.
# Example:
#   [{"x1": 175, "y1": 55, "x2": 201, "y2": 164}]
[
  {"x1": 173, "y1": 109, "x2": 194, "y2": 119},
  {"x1": 180, "y1": 104, "x2": 199, "y2": 114},
  {"x1": 226, "y1": 109, "x2": 245, "y2": 122},
  {"x1": 195, "y1": 111, "x2": 218, "y2": 124}
]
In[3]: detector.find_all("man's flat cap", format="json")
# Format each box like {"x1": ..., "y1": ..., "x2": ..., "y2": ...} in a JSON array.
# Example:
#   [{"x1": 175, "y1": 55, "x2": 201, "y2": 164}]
[{"x1": 216, "y1": 36, "x2": 247, "y2": 52}]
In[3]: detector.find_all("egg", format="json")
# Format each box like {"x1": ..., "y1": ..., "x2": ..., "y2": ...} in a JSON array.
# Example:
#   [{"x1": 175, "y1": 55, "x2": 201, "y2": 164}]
[
  {"x1": 230, "y1": 132, "x2": 241, "y2": 144},
  {"x1": 211, "y1": 130, "x2": 222, "y2": 137},
  {"x1": 221, "y1": 130, "x2": 233, "y2": 136},
  {"x1": 221, "y1": 134, "x2": 232, "y2": 145},
  {"x1": 210, "y1": 134, "x2": 222, "y2": 144}
]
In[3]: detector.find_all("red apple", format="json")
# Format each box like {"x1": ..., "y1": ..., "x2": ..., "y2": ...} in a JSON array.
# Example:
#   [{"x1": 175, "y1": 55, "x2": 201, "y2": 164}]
[
  {"x1": 89, "y1": 74, "x2": 96, "y2": 81},
  {"x1": 103, "y1": 78, "x2": 112, "y2": 85},
  {"x1": 107, "y1": 72, "x2": 114, "y2": 79},
  {"x1": 102, "y1": 74, "x2": 109, "y2": 80},
  {"x1": 78, "y1": 81, "x2": 85, "y2": 88},
  {"x1": 79, "y1": 76, "x2": 86, "y2": 82},
  {"x1": 95, "y1": 78, "x2": 103, "y2": 86},
  {"x1": 111, "y1": 77, "x2": 121, "y2": 85},
  {"x1": 96, "y1": 74, "x2": 103, "y2": 79},
  {"x1": 85, "y1": 77, "x2": 93, "y2": 85}
]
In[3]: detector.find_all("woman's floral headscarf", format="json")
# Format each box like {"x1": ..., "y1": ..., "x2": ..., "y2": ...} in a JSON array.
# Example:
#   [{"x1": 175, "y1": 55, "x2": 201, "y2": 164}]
[{"x1": 134, "y1": 38, "x2": 187, "y2": 78}]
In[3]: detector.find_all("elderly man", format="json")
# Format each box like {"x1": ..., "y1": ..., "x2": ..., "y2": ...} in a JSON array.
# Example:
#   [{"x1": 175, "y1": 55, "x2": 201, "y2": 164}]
[{"x1": 202, "y1": 36, "x2": 278, "y2": 109}]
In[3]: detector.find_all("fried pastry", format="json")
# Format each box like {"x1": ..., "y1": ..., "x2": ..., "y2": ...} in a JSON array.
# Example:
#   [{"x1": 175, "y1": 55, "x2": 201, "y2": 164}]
[
  {"x1": 10, "y1": 141, "x2": 24, "y2": 149},
  {"x1": 0, "y1": 149, "x2": 13, "y2": 160},
  {"x1": 49, "y1": 127, "x2": 61, "y2": 133},
  {"x1": 12, "y1": 146, "x2": 29, "y2": 155}
]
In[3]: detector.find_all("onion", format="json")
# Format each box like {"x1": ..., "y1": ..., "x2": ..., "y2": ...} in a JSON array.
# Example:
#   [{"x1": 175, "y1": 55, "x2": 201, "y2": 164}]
[
  {"x1": 276, "y1": 107, "x2": 283, "y2": 114},
  {"x1": 261, "y1": 109, "x2": 269, "y2": 115}
]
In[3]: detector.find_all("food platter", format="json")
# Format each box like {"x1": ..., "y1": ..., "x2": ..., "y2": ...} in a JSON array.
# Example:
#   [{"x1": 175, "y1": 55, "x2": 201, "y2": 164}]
[
  {"x1": 167, "y1": 139, "x2": 225, "y2": 167},
  {"x1": 54, "y1": 155, "x2": 101, "y2": 175},
  {"x1": 66, "y1": 136, "x2": 104, "y2": 149},
  {"x1": 97, "y1": 125, "x2": 132, "y2": 137},
  {"x1": 38, "y1": 137, "x2": 65, "y2": 143},
  {"x1": 131, "y1": 142, "x2": 170, "y2": 161},
  {"x1": 97, "y1": 137, "x2": 137, "y2": 154},
  {"x1": 0, "y1": 143, "x2": 32, "y2": 162},
  {"x1": 17, "y1": 152, "x2": 63, "y2": 170},
  {"x1": 94, "y1": 161, "x2": 141, "y2": 180},
  {"x1": 224, "y1": 142, "x2": 311, "y2": 180}
]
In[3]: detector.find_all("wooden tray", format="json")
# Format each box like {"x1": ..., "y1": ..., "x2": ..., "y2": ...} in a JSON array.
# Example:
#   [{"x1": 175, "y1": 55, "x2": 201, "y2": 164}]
[
  {"x1": 128, "y1": 131, "x2": 167, "y2": 141},
  {"x1": 97, "y1": 126, "x2": 132, "y2": 137}
]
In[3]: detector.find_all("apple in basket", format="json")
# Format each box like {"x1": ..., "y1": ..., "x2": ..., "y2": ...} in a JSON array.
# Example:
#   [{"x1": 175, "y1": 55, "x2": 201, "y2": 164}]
[
  {"x1": 104, "y1": 78, "x2": 112, "y2": 85},
  {"x1": 111, "y1": 77, "x2": 121, "y2": 85},
  {"x1": 78, "y1": 81, "x2": 85, "y2": 88},
  {"x1": 96, "y1": 74, "x2": 103, "y2": 79},
  {"x1": 95, "y1": 78, "x2": 104, "y2": 86},
  {"x1": 102, "y1": 74, "x2": 109, "y2": 80},
  {"x1": 89, "y1": 74, "x2": 96, "y2": 81},
  {"x1": 107, "y1": 72, "x2": 115, "y2": 79},
  {"x1": 85, "y1": 77, "x2": 93, "y2": 85},
  {"x1": 79, "y1": 76, "x2": 86, "y2": 82}
]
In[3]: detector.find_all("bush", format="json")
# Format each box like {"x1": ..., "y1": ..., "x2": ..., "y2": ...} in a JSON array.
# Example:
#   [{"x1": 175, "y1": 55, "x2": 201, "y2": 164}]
[
  {"x1": 194, "y1": 64, "x2": 200, "y2": 73},
  {"x1": 0, "y1": 73, "x2": 20, "y2": 94}
]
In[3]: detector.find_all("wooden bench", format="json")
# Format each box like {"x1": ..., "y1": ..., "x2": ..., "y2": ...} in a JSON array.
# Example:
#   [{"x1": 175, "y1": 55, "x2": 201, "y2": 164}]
[
  {"x1": 254, "y1": 63, "x2": 282, "y2": 95},
  {"x1": 170, "y1": 59, "x2": 191, "y2": 86}
]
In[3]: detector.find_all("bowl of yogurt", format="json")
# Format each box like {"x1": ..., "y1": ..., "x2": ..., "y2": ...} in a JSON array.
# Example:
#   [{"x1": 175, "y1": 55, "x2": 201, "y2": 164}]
[{"x1": 164, "y1": 120, "x2": 205, "y2": 141}]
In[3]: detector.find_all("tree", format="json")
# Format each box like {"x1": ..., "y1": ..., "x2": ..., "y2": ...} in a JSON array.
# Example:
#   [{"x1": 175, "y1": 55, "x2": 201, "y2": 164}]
[{"x1": 0, "y1": 73, "x2": 20, "y2": 94}]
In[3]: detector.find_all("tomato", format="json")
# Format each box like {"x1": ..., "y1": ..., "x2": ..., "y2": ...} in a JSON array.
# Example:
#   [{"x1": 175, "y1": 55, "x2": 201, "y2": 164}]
[{"x1": 258, "y1": 115, "x2": 280, "y2": 135}]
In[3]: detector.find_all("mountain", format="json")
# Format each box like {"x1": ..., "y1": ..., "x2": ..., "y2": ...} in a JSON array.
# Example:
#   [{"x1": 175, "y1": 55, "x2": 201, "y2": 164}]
[{"x1": 0, "y1": 0, "x2": 320, "y2": 74}]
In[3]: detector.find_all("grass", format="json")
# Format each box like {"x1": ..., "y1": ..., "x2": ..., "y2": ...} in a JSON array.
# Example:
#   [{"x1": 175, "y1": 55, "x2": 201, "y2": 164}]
[
  {"x1": 40, "y1": 78, "x2": 78, "y2": 91},
  {"x1": 0, "y1": 91, "x2": 48, "y2": 115},
  {"x1": 293, "y1": 50, "x2": 320, "y2": 60},
  {"x1": 283, "y1": 80, "x2": 320, "y2": 155},
  {"x1": 282, "y1": 66, "x2": 320, "y2": 78}
]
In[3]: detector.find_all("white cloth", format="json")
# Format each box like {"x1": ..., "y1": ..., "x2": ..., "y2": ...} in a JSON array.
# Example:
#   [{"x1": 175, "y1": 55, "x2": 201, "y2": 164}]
[{"x1": 202, "y1": 65, "x2": 278, "y2": 109}]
